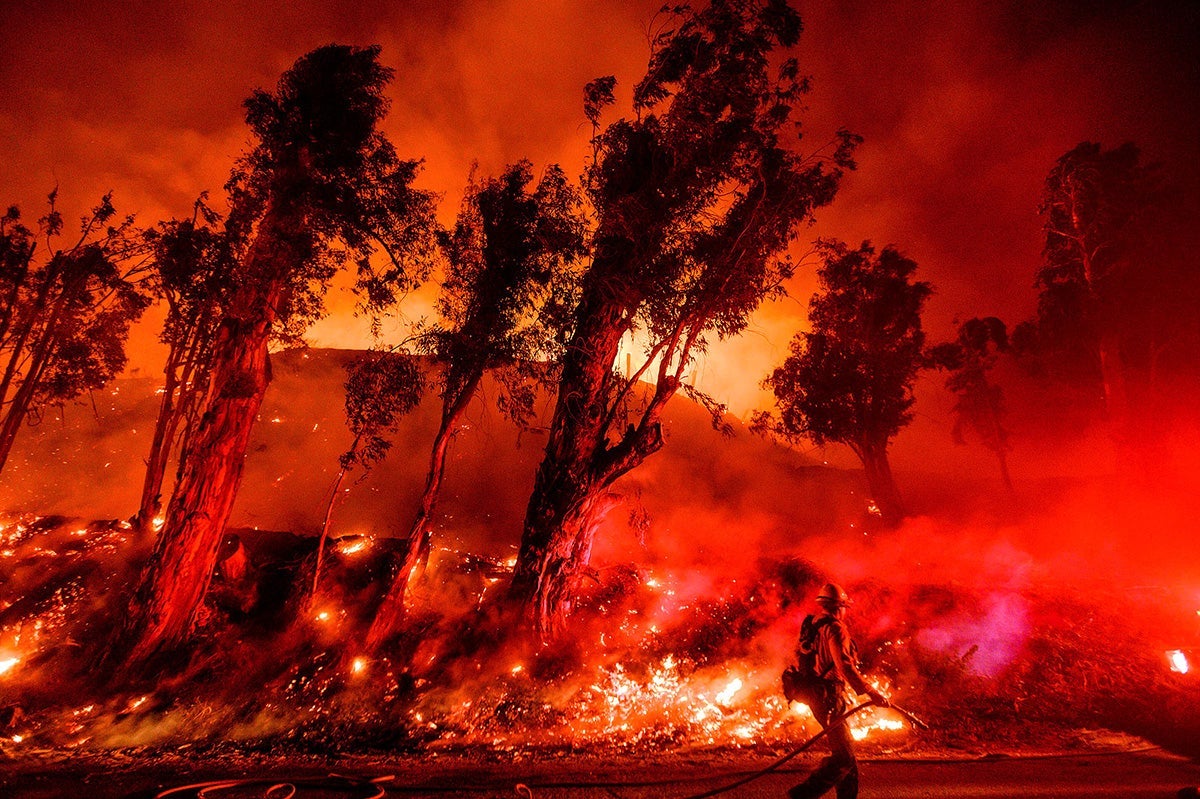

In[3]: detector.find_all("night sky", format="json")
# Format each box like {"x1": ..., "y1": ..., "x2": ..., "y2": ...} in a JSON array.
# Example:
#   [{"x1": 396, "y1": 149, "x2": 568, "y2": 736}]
[{"x1": 2, "y1": 0, "x2": 1197, "y2": 415}]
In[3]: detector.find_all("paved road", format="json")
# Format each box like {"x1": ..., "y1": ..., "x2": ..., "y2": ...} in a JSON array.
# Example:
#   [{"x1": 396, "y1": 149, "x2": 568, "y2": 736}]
[
  {"x1": 490, "y1": 752, "x2": 1200, "y2": 799},
  {"x1": 3, "y1": 749, "x2": 1199, "y2": 798}
]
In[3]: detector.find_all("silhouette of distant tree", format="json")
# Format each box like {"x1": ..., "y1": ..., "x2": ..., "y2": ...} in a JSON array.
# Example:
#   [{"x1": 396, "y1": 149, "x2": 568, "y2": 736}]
[
  {"x1": 509, "y1": 0, "x2": 858, "y2": 637},
  {"x1": 1017, "y1": 141, "x2": 1200, "y2": 440},
  {"x1": 1021, "y1": 142, "x2": 1156, "y2": 434},
  {"x1": 364, "y1": 160, "x2": 585, "y2": 650},
  {"x1": 0, "y1": 193, "x2": 149, "y2": 478},
  {"x1": 929, "y1": 317, "x2": 1013, "y2": 493},
  {"x1": 133, "y1": 196, "x2": 233, "y2": 535},
  {"x1": 759, "y1": 240, "x2": 931, "y2": 527},
  {"x1": 116, "y1": 44, "x2": 438, "y2": 669}
]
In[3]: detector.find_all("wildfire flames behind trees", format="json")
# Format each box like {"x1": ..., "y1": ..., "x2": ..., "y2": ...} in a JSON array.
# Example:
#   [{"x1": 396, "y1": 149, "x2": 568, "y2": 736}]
[
  {"x1": 115, "y1": 44, "x2": 438, "y2": 668},
  {"x1": 508, "y1": 0, "x2": 859, "y2": 636}
]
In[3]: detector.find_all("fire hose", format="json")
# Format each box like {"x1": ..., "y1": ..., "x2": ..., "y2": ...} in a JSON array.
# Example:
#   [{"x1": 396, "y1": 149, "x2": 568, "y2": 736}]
[
  {"x1": 154, "y1": 774, "x2": 395, "y2": 798},
  {"x1": 668, "y1": 699, "x2": 927, "y2": 799}
]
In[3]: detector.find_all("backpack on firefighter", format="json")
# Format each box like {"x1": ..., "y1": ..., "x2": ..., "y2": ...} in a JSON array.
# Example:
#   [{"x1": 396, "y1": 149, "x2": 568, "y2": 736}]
[{"x1": 782, "y1": 613, "x2": 835, "y2": 706}]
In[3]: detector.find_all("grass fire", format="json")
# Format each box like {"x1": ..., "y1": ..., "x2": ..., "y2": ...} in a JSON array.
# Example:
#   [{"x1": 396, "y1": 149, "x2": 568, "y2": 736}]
[{"x1": 2, "y1": 1, "x2": 1200, "y2": 796}]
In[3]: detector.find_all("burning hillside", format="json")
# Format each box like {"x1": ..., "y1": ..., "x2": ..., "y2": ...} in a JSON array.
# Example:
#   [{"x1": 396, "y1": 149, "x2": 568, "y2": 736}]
[
  {"x1": 1, "y1": 351, "x2": 1199, "y2": 768},
  {"x1": 1, "y1": 494, "x2": 1197, "y2": 763}
]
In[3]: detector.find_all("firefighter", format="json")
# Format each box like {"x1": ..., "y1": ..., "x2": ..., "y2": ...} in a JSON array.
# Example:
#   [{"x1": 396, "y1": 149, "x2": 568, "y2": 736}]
[{"x1": 788, "y1": 582, "x2": 888, "y2": 799}]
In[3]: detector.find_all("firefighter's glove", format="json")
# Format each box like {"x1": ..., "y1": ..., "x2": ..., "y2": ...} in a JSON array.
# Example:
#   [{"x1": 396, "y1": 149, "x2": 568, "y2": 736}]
[{"x1": 867, "y1": 688, "x2": 890, "y2": 708}]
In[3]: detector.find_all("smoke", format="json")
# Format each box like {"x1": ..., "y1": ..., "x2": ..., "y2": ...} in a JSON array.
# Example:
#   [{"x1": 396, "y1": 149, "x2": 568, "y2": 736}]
[{"x1": 3, "y1": 0, "x2": 1197, "y2": 418}]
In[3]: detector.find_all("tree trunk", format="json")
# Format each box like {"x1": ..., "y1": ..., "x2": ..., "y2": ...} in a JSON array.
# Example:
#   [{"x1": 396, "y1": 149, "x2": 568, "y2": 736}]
[
  {"x1": 1097, "y1": 331, "x2": 1129, "y2": 439},
  {"x1": 134, "y1": 344, "x2": 184, "y2": 534},
  {"x1": 510, "y1": 467, "x2": 613, "y2": 639},
  {"x1": 986, "y1": 398, "x2": 1015, "y2": 496},
  {"x1": 0, "y1": 259, "x2": 61, "y2": 410},
  {"x1": 311, "y1": 460, "x2": 351, "y2": 601},
  {"x1": 859, "y1": 439, "x2": 905, "y2": 527},
  {"x1": 134, "y1": 321, "x2": 212, "y2": 536},
  {"x1": 0, "y1": 330, "x2": 53, "y2": 474},
  {"x1": 117, "y1": 212, "x2": 295, "y2": 668},
  {"x1": 508, "y1": 254, "x2": 637, "y2": 635},
  {"x1": 995, "y1": 448, "x2": 1015, "y2": 496},
  {"x1": 364, "y1": 387, "x2": 471, "y2": 651}
]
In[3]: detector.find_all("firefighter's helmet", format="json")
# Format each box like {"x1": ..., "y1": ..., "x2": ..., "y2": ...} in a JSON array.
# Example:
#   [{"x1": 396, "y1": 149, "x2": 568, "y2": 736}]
[{"x1": 816, "y1": 582, "x2": 852, "y2": 607}]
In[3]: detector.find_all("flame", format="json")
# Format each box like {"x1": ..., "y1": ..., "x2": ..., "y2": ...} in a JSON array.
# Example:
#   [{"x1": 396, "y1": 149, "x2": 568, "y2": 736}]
[
  {"x1": 337, "y1": 537, "x2": 371, "y2": 556},
  {"x1": 1168, "y1": 649, "x2": 1189, "y2": 674},
  {"x1": 0, "y1": 656, "x2": 19, "y2": 676},
  {"x1": 715, "y1": 677, "x2": 743, "y2": 706},
  {"x1": 850, "y1": 715, "x2": 905, "y2": 740},
  {"x1": 351, "y1": 657, "x2": 368, "y2": 675}
]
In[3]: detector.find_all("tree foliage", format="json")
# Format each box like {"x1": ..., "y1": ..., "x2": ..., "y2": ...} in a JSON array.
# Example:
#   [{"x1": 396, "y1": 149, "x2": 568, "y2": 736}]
[
  {"x1": 1015, "y1": 140, "x2": 1200, "y2": 437},
  {"x1": 431, "y1": 161, "x2": 585, "y2": 422},
  {"x1": 928, "y1": 317, "x2": 1013, "y2": 492},
  {"x1": 510, "y1": 0, "x2": 857, "y2": 635},
  {"x1": 362, "y1": 160, "x2": 586, "y2": 649},
  {"x1": 0, "y1": 193, "x2": 150, "y2": 477},
  {"x1": 340, "y1": 351, "x2": 425, "y2": 473},
  {"x1": 134, "y1": 196, "x2": 234, "y2": 532},
  {"x1": 759, "y1": 239, "x2": 931, "y2": 525},
  {"x1": 223, "y1": 44, "x2": 439, "y2": 337}
]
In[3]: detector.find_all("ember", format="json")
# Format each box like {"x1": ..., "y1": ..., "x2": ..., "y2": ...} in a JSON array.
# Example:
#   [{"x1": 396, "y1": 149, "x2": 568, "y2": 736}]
[{"x1": 1169, "y1": 650, "x2": 1190, "y2": 674}]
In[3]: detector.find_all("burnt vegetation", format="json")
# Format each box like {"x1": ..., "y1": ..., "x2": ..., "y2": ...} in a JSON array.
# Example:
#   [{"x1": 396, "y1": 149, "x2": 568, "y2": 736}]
[{"x1": 1, "y1": 0, "x2": 1199, "y2": 767}]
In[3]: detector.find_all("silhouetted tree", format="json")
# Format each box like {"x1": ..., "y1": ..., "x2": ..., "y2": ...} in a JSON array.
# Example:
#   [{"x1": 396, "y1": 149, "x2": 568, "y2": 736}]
[
  {"x1": 929, "y1": 317, "x2": 1013, "y2": 493},
  {"x1": 133, "y1": 197, "x2": 233, "y2": 534},
  {"x1": 0, "y1": 193, "x2": 149, "y2": 478},
  {"x1": 1026, "y1": 142, "x2": 1157, "y2": 433},
  {"x1": 759, "y1": 240, "x2": 931, "y2": 527},
  {"x1": 364, "y1": 160, "x2": 585, "y2": 650},
  {"x1": 509, "y1": 0, "x2": 857, "y2": 636},
  {"x1": 117, "y1": 44, "x2": 438, "y2": 668},
  {"x1": 311, "y1": 350, "x2": 424, "y2": 601}
]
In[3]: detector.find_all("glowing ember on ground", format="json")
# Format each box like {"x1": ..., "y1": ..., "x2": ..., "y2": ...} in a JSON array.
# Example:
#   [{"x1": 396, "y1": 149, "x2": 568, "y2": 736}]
[
  {"x1": 1168, "y1": 650, "x2": 1189, "y2": 674},
  {"x1": 850, "y1": 714, "x2": 906, "y2": 741},
  {"x1": 337, "y1": 538, "x2": 371, "y2": 555},
  {"x1": 716, "y1": 677, "x2": 743, "y2": 706},
  {"x1": 0, "y1": 656, "x2": 19, "y2": 676}
]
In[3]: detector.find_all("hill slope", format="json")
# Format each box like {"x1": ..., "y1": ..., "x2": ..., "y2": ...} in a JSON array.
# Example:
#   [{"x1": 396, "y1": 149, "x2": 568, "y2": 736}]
[{"x1": 0, "y1": 348, "x2": 867, "y2": 568}]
